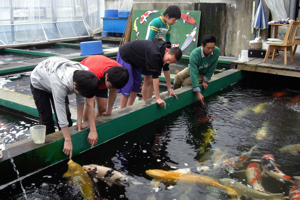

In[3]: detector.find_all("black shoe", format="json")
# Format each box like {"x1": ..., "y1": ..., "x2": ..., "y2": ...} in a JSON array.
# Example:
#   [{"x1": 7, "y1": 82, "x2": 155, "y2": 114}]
[{"x1": 173, "y1": 84, "x2": 181, "y2": 90}]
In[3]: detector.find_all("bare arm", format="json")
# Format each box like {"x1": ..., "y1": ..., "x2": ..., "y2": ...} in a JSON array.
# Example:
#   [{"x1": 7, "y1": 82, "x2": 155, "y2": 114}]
[
  {"x1": 104, "y1": 88, "x2": 117, "y2": 115},
  {"x1": 153, "y1": 78, "x2": 166, "y2": 109},
  {"x1": 163, "y1": 70, "x2": 178, "y2": 99},
  {"x1": 61, "y1": 126, "x2": 72, "y2": 159}
]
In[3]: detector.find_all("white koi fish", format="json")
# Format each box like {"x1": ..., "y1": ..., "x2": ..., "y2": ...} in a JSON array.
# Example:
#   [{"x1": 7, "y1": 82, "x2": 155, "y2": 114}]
[
  {"x1": 234, "y1": 107, "x2": 251, "y2": 119},
  {"x1": 140, "y1": 10, "x2": 158, "y2": 24},
  {"x1": 181, "y1": 27, "x2": 197, "y2": 51},
  {"x1": 279, "y1": 144, "x2": 300, "y2": 155},
  {"x1": 255, "y1": 121, "x2": 269, "y2": 140},
  {"x1": 83, "y1": 164, "x2": 140, "y2": 187},
  {"x1": 245, "y1": 162, "x2": 265, "y2": 192},
  {"x1": 261, "y1": 154, "x2": 300, "y2": 186},
  {"x1": 219, "y1": 178, "x2": 283, "y2": 199}
]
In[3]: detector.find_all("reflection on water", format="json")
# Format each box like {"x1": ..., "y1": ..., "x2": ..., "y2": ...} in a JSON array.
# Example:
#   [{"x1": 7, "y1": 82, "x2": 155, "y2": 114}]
[
  {"x1": 0, "y1": 106, "x2": 38, "y2": 145},
  {"x1": 1, "y1": 73, "x2": 300, "y2": 199}
]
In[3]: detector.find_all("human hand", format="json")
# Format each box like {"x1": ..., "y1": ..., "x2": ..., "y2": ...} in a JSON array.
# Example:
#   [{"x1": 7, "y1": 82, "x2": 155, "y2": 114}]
[
  {"x1": 63, "y1": 139, "x2": 73, "y2": 159},
  {"x1": 197, "y1": 93, "x2": 205, "y2": 105},
  {"x1": 168, "y1": 89, "x2": 178, "y2": 100},
  {"x1": 156, "y1": 98, "x2": 166, "y2": 109},
  {"x1": 202, "y1": 81, "x2": 208, "y2": 90},
  {"x1": 88, "y1": 130, "x2": 98, "y2": 148}
]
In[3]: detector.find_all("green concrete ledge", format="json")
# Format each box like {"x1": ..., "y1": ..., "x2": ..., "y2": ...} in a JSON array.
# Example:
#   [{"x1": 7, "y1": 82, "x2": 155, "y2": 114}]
[{"x1": 0, "y1": 69, "x2": 242, "y2": 187}]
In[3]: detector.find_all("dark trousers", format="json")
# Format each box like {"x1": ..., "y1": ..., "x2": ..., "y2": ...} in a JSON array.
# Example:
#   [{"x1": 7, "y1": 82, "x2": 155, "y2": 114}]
[{"x1": 31, "y1": 84, "x2": 73, "y2": 135}]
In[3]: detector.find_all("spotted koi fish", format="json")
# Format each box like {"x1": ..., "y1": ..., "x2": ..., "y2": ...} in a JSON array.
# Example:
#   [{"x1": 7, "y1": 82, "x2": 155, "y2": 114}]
[
  {"x1": 261, "y1": 154, "x2": 300, "y2": 186},
  {"x1": 289, "y1": 186, "x2": 300, "y2": 200},
  {"x1": 246, "y1": 162, "x2": 265, "y2": 192}
]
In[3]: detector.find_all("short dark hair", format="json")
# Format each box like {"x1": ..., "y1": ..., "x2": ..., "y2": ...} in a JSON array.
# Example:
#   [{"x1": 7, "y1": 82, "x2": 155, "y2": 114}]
[
  {"x1": 106, "y1": 66, "x2": 129, "y2": 89},
  {"x1": 202, "y1": 34, "x2": 217, "y2": 47},
  {"x1": 73, "y1": 70, "x2": 99, "y2": 98},
  {"x1": 169, "y1": 47, "x2": 182, "y2": 61},
  {"x1": 163, "y1": 5, "x2": 181, "y2": 19}
]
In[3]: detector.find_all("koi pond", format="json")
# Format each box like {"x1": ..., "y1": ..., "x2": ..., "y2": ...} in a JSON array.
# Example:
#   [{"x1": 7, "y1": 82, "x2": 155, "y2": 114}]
[{"x1": 1, "y1": 72, "x2": 299, "y2": 199}]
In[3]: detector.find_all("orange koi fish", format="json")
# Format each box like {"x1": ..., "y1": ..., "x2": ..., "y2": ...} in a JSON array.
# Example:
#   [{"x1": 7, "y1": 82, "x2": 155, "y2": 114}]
[
  {"x1": 291, "y1": 94, "x2": 300, "y2": 105},
  {"x1": 272, "y1": 91, "x2": 288, "y2": 98},
  {"x1": 197, "y1": 116, "x2": 214, "y2": 123},
  {"x1": 181, "y1": 12, "x2": 197, "y2": 26}
]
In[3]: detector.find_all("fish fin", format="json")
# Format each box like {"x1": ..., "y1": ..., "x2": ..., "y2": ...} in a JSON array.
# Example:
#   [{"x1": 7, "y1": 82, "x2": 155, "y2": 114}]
[
  {"x1": 106, "y1": 181, "x2": 113, "y2": 187},
  {"x1": 224, "y1": 186, "x2": 238, "y2": 199},
  {"x1": 291, "y1": 150, "x2": 299, "y2": 155},
  {"x1": 150, "y1": 179, "x2": 161, "y2": 187},
  {"x1": 270, "y1": 193, "x2": 284, "y2": 199},
  {"x1": 249, "y1": 159, "x2": 261, "y2": 162},
  {"x1": 62, "y1": 172, "x2": 70, "y2": 178}
]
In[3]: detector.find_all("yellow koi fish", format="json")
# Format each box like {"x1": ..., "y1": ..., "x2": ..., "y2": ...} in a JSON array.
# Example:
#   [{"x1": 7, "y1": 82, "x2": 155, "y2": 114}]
[
  {"x1": 63, "y1": 160, "x2": 95, "y2": 200},
  {"x1": 251, "y1": 102, "x2": 269, "y2": 114},
  {"x1": 198, "y1": 128, "x2": 216, "y2": 155},
  {"x1": 279, "y1": 144, "x2": 300, "y2": 155},
  {"x1": 133, "y1": 17, "x2": 139, "y2": 32},
  {"x1": 146, "y1": 169, "x2": 238, "y2": 199}
]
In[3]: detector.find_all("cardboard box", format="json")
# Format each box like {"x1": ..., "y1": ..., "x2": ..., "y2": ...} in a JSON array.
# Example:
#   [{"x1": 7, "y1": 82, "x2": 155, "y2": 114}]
[{"x1": 248, "y1": 49, "x2": 266, "y2": 58}]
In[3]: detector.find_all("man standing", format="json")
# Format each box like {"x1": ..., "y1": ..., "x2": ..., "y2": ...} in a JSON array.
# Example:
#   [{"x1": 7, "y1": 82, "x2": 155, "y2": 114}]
[
  {"x1": 117, "y1": 38, "x2": 182, "y2": 109},
  {"x1": 174, "y1": 34, "x2": 220, "y2": 104},
  {"x1": 30, "y1": 57, "x2": 99, "y2": 159}
]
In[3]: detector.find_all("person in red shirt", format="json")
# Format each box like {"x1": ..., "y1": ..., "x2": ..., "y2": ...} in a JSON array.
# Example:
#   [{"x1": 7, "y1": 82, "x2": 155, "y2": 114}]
[{"x1": 80, "y1": 55, "x2": 129, "y2": 140}]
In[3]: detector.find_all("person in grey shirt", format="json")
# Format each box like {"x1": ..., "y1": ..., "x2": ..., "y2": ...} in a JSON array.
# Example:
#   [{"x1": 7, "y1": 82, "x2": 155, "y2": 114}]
[{"x1": 30, "y1": 57, "x2": 99, "y2": 159}]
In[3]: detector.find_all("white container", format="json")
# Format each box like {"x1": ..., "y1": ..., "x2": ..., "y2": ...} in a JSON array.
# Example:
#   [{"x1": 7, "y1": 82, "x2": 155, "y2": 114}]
[
  {"x1": 239, "y1": 50, "x2": 249, "y2": 62},
  {"x1": 30, "y1": 125, "x2": 46, "y2": 144}
]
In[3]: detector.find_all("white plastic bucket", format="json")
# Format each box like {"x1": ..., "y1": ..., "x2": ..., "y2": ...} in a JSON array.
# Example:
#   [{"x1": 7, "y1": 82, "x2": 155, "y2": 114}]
[
  {"x1": 30, "y1": 125, "x2": 46, "y2": 144},
  {"x1": 239, "y1": 50, "x2": 249, "y2": 62}
]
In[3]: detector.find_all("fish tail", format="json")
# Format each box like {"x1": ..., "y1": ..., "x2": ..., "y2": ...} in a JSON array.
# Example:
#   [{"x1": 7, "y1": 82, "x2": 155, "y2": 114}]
[
  {"x1": 292, "y1": 176, "x2": 300, "y2": 187},
  {"x1": 224, "y1": 186, "x2": 238, "y2": 199},
  {"x1": 270, "y1": 193, "x2": 284, "y2": 199}
]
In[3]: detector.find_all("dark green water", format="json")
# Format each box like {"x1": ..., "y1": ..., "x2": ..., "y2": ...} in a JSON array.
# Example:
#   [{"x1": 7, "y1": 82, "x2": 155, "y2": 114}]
[{"x1": 1, "y1": 72, "x2": 300, "y2": 200}]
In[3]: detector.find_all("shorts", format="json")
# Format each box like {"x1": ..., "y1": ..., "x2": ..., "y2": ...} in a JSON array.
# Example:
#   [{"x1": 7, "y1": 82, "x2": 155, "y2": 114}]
[
  {"x1": 96, "y1": 88, "x2": 108, "y2": 98},
  {"x1": 141, "y1": 68, "x2": 153, "y2": 76},
  {"x1": 116, "y1": 52, "x2": 142, "y2": 97}
]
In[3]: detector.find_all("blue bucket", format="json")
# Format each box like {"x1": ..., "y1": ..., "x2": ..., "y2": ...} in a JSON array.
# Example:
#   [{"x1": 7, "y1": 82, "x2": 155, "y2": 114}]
[
  {"x1": 104, "y1": 9, "x2": 118, "y2": 17},
  {"x1": 102, "y1": 31, "x2": 108, "y2": 38}
]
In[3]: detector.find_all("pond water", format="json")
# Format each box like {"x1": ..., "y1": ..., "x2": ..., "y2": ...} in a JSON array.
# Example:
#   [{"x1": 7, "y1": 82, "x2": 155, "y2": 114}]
[
  {"x1": 0, "y1": 53, "x2": 40, "y2": 65},
  {"x1": 20, "y1": 45, "x2": 81, "y2": 55},
  {"x1": 1, "y1": 72, "x2": 300, "y2": 199},
  {"x1": 0, "y1": 106, "x2": 38, "y2": 146}
]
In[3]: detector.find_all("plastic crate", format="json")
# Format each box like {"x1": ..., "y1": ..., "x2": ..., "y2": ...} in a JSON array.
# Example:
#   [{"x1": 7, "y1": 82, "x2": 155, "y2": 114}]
[
  {"x1": 105, "y1": 10, "x2": 118, "y2": 17},
  {"x1": 119, "y1": 10, "x2": 130, "y2": 18},
  {"x1": 80, "y1": 41, "x2": 103, "y2": 56}
]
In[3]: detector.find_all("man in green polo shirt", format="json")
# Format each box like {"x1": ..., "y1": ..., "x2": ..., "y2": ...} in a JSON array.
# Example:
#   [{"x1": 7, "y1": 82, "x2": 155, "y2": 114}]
[{"x1": 174, "y1": 34, "x2": 220, "y2": 104}]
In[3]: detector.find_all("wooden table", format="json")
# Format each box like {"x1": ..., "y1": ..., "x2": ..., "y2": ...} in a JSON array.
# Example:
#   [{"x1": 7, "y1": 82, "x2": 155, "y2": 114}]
[{"x1": 268, "y1": 23, "x2": 289, "y2": 38}]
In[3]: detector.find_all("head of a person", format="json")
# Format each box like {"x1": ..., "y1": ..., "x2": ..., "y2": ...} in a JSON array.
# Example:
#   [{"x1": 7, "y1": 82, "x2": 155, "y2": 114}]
[
  {"x1": 201, "y1": 34, "x2": 217, "y2": 57},
  {"x1": 104, "y1": 66, "x2": 129, "y2": 89},
  {"x1": 73, "y1": 70, "x2": 99, "y2": 98},
  {"x1": 163, "y1": 47, "x2": 182, "y2": 64},
  {"x1": 163, "y1": 5, "x2": 181, "y2": 25}
]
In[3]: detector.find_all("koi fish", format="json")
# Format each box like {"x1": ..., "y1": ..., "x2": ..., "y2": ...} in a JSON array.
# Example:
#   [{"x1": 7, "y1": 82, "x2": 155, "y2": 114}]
[
  {"x1": 289, "y1": 186, "x2": 300, "y2": 200},
  {"x1": 235, "y1": 107, "x2": 251, "y2": 119},
  {"x1": 251, "y1": 102, "x2": 269, "y2": 114},
  {"x1": 63, "y1": 160, "x2": 95, "y2": 200},
  {"x1": 261, "y1": 154, "x2": 300, "y2": 186},
  {"x1": 171, "y1": 43, "x2": 179, "y2": 47},
  {"x1": 0, "y1": 121, "x2": 7, "y2": 131},
  {"x1": 135, "y1": 32, "x2": 139, "y2": 40},
  {"x1": 245, "y1": 163, "x2": 265, "y2": 192},
  {"x1": 272, "y1": 91, "x2": 288, "y2": 98},
  {"x1": 145, "y1": 169, "x2": 238, "y2": 199},
  {"x1": 181, "y1": 12, "x2": 197, "y2": 27},
  {"x1": 222, "y1": 145, "x2": 257, "y2": 170},
  {"x1": 140, "y1": 10, "x2": 158, "y2": 24},
  {"x1": 133, "y1": 17, "x2": 139, "y2": 32},
  {"x1": 254, "y1": 121, "x2": 269, "y2": 140},
  {"x1": 197, "y1": 116, "x2": 214, "y2": 123},
  {"x1": 83, "y1": 164, "x2": 140, "y2": 187},
  {"x1": 219, "y1": 178, "x2": 283, "y2": 199},
  {"x1": 181, "y1": 27, "x2": 197, "y2": 51},
  {"x1": 198, "y1": 147, "x2": 224, "y2": 163},
  {"x1": 291, "y1": 94, "x2": 300, "y2": 105},
  {"x1": 198, "y1": 127, "x2": 216, "y2": 155},
  {"x1": 279, "y1": 144, "x2": 300, "y2": 155}
]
